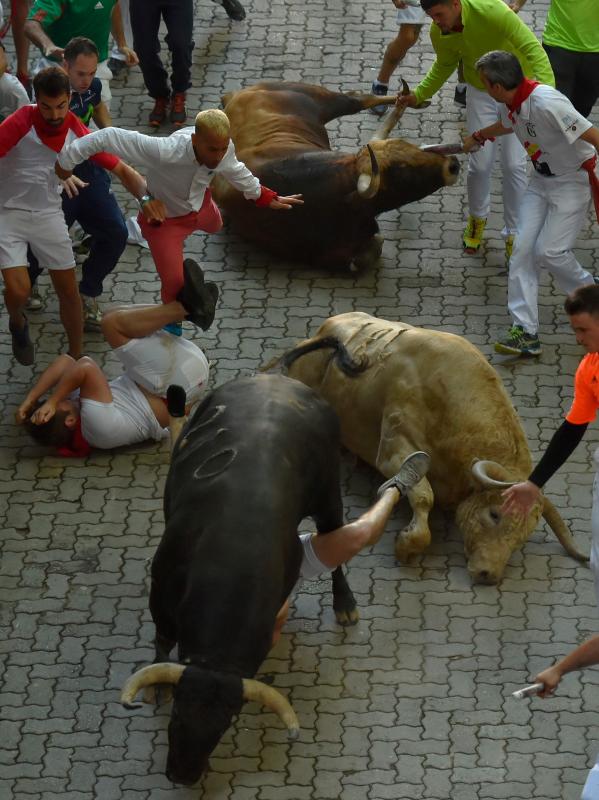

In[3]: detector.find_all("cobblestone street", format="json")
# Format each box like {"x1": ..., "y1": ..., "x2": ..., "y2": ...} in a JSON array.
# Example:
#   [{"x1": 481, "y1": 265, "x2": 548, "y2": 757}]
[{"x1": 2, "y1": 0, "x2": 599, "y2": 797}]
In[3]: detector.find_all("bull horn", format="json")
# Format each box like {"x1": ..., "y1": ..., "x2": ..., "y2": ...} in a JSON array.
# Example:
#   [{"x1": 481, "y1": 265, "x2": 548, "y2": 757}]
[
  {"x1": 120, "y1": 663, "x2": 186, "y2": 709},
  {"x1": 371, "y1": 78, "x2": 410, "y2": 142},
  {"x1": 471, "y1": 459, "x2": 518, "y2": 488},
  {"x1": 167, "y1": 384, "x2": 187, "y2": 455},
  {"x1": 242, "y1": 678, "x2": 300, "y2": 740},
  {"x1": 356, "y1": 144, "x2": 381, "y2": 199},
  {"x1": 542, "y1": 496, "x2": 590, "y2": 562}
]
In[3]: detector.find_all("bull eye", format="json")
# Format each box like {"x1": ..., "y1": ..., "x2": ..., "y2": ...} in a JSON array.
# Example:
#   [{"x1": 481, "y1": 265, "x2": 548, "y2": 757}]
[{"x1": 489, "y1": 509, "x2": 501, "y2": 524}]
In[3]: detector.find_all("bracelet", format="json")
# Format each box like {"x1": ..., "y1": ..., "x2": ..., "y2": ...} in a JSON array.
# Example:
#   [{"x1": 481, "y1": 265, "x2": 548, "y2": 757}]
[
  {"x1": 472, "y1": 130, "x2": 486, "y2": 145},
  {"x1": 138, "y1": 193, "x2": 154, "y2": 209}
]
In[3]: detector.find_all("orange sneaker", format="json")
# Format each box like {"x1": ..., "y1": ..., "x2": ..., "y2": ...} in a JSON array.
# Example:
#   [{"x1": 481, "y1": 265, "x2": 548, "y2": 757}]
[
  {"x1": 170, "y1": 93, "x2": 187, "y2": 127},
  {"x1": 149, "y1": 96, "x2": 169, "y2": 127}
]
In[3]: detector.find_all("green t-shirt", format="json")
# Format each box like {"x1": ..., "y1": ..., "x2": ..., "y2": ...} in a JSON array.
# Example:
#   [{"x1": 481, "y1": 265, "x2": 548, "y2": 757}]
[
  {"x1": 414, "y1": 0, "x2": 555, "y2": 104},
  {"x1": 543, "y1": 0, "x2": 599, "y2": 53},
  {"x1": 28, "y1": 0, "x2": 117, "y2": 62}
]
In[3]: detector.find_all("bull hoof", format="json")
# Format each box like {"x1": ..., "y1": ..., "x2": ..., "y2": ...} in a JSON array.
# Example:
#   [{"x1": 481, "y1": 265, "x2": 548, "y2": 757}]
[
  {"x1": 334, "y1": 606, "x2": 360, "y2": 626},
  {"x1": 394, "y1": 527, "x2": 430, "y2": 562}
]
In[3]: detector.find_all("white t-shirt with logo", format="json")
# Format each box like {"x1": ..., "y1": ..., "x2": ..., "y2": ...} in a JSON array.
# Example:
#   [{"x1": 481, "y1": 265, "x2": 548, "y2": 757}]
[{"x1": 500, "y1": 85, "x2": 594, "y2": 177}]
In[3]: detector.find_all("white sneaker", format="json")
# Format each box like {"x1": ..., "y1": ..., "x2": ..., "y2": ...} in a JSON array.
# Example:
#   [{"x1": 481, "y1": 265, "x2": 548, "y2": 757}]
[
  {"x1": 26, "y1": 286, "x2": 44, "y2": 311},
  {"x1": 82, "y1": 295, "x2": 102, "y2": 331},
  {"x1": 377, "y1": 451, "x2": 431, "y2": 497}
]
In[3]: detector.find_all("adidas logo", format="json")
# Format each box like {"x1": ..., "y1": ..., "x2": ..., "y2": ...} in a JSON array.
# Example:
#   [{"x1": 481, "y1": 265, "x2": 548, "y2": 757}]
[{"x1": 94, "y1": 1, "x2": 104, "y2": 8}]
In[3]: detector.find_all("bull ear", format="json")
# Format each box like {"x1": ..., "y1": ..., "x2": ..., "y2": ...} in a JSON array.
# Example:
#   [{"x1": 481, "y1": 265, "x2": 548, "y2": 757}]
[{"x1": 471, "y1": 459, "x2": 517, "y2": 488}]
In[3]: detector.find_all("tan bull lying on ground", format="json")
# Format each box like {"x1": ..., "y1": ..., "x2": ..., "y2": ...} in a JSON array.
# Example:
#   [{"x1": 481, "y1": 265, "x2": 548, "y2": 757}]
[{"x1": 276, "y1": 312, "x2": 588, "y2": 584}]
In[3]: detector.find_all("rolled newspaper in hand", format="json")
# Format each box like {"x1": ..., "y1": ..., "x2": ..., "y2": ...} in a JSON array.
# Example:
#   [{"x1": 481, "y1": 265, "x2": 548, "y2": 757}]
[{"x1": 512, "y1": 682, "x2": 544, "y2": 699}]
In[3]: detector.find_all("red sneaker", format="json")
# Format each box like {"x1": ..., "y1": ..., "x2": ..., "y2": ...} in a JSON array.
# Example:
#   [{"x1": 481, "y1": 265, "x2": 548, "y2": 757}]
[
  {"x1": 149, "y1": 96, "x2": 169, "y2": 127},
  {"x1": 170, "y1": 93, "x2": 187, "y2": 127}
]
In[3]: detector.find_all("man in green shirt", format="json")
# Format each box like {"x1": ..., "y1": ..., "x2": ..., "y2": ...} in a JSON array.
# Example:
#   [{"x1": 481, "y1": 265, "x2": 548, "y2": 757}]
[
  {"x1": 24, "y1": 0, "x2": 137, "y2": 107},
  {"x1": 511, "y1": 0, "x2": 599, "y2": 118},
  {"x1": 397, "y1": 0, "x2": 554, "y2": 259}
]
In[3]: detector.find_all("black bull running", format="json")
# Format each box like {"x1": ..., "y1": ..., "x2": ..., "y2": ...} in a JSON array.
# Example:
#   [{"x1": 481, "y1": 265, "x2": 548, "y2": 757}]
[{"x1": 120, "y1": 374, "x2": 357, "y2": 785}]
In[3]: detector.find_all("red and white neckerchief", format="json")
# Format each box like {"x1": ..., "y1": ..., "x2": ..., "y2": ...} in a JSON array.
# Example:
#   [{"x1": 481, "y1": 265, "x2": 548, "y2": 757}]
[{"x1": 507, "y1": 78, "x2": 540, "y2": 125}]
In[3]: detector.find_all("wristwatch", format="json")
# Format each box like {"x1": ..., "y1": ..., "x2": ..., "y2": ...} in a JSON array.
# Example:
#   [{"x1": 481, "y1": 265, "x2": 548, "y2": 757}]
[{"x1": 138, "y1": 193, "x2": 154, "y2": 209}]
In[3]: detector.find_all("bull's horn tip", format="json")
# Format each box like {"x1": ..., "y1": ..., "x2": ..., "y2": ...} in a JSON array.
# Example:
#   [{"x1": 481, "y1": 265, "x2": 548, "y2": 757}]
[
  {"x1": 287, "y1": 727, "x2": 300, "y2": 741},
  {"x1": 122, "y1": 701, "x2": 144, "y2": 710}
]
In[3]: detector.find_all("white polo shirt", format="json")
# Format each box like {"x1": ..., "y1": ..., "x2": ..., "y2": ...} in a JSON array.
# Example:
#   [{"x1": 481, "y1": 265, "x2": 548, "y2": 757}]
[{"x1": 500, "y1": 84, "x2": 594, "y2": 177}]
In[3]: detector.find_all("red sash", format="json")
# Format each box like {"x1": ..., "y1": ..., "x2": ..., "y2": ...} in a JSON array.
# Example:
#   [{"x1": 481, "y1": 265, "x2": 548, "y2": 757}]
[
  {"x1": 56, "y1": 418, "x2": 92, "y2": 458},
  {"x1": 507, "y1": 78, "x2": 540, "y2": 123}
]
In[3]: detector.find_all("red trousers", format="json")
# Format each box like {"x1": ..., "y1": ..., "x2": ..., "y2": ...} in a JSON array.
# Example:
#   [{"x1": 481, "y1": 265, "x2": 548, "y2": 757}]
[{"x1": 138, "y1": 189, "x2": 223, "y2": 303}]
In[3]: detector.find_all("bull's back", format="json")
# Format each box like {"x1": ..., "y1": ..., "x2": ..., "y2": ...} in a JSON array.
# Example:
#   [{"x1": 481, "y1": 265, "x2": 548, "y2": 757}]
[{"x1": 287, "y1": 313, "x2": 531, "y2": 501}]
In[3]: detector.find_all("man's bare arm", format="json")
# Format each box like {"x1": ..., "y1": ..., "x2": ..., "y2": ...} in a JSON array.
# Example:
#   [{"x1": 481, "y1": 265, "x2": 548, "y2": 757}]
[
  {"x1": 23, "y1": 19, "x2": 64, "y2": 61},
  {"x1": 31, "y1": 358, "x2": 113, "y2": 424},
  {"x1": 111, "y1": 160, "x2": 147, "y2": 200},
  {"x1": 16, "y1": 354, "x2": 76, "y2": 424}
]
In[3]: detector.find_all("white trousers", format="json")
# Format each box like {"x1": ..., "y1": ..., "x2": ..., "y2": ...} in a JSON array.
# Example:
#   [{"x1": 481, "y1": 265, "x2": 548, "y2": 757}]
[
  {"x1": 507, "y1": 170, "x2": 592, "y2": 333},
  {"x1": 466, "y1": 85, "x2": 528, "y2": 236},
  {"x1": 581, "y1": 754, "x2": 599, "y2": 800}
]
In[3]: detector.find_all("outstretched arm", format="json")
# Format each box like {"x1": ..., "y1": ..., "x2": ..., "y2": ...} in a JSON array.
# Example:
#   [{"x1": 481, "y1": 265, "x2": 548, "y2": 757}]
[
  {"x1": 535, "y1": 634, "x2": 599, "y2": 697},
  {"x1": 23, "y1": 18, "x2": 63, "y2": 61},
  {"x1": 56, "y1": 126, "x2": 164, "y2": 173}
]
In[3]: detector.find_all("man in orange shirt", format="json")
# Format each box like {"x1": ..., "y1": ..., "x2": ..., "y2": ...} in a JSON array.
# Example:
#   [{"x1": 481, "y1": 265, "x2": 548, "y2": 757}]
[{"x1": 502, "y1": 284, "x2": 599, "y2": 607}]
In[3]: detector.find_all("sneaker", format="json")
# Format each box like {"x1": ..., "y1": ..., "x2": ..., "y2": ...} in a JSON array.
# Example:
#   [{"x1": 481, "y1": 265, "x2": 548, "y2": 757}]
[
  {"x1": 26, "y1": 286, "x2": 44, "y2": 312},
  {"x1": 73, "y1": 236, "x2": 92, "y2": 265},
  {"x1": 454, "y1": 85, "x2": 467, "y2": 107},
  {"x1": 220, "y1": 0, "x2": 246, "y2": 20},
  {"x1": 107, "y1": 57, "x2": 127, "y2": 77},
  {"x1": 377, "y1": 451, "x2": 431, "y2": 498},
  {"x1": 494, "y1": 325, "x2": 542, "y2": 357},
  {"x1": 170, "y1": 93, "x2": 187, "y2": 127},
  {"x1": 176, "y1": 258, "x2": 219, "y2": 331},
  {"x1": 149, "y1": 96, "x2": 169, "y2": 128},
  {"x1": 9, "y1": 316, "x2": 35, "y2": 366},
  {"x1": 82, "y1": 295, "x2": 102, "y2": 331},
  {"x1": 463, "y1": 215, "x2": 487, "y2": 253},
  {"x1": 369, "y1": 81, "x2": 388, "y2": 117},
  {"x1": 505, "y1": 234, "x2": 514, "y2": 263},
  {"x1": 163, "y1": 322, "x2": 183, "y2": 337}
]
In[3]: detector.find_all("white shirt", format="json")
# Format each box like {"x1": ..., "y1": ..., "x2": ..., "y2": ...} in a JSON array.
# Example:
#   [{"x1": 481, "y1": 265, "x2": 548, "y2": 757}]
[
  {"x1": 58, "y1": 126, "x2": 262, "y2": 217},
  {"x1": 0, "y1": 73, "x2": 30, "y2": 123},
  {"x1": 500, "y1": 84, "x2": 594, "y2": 177}
]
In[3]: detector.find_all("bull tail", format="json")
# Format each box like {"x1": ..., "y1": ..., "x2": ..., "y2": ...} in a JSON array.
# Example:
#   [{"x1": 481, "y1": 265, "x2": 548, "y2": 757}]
[
  {"x1": 542, "y1": 496, "x2": 589, "y2": 562},
  {"x1": 264, "y1": 336, "x2": 368, "y2": 377}
]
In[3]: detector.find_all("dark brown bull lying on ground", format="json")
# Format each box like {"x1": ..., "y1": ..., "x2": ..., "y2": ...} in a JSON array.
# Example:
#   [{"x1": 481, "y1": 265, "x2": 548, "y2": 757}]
[
  {"x1": 276, "y1": 312, "x2": 588, "y2": 584},
  {"x1": 211, "y1": 81, "x2": 460, "y2": 270},
  {"x1": 119, "y1": 375, "x2": 357, "y2": 785}
]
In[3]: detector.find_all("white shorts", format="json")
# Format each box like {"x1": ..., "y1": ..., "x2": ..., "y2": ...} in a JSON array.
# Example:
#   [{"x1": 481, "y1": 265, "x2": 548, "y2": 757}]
[
  {"x1": 396, "y1": 4, "x2": 427, "y2": 25},
  {"x1": 115, "y1": 331, "x2": 210, "y2": 404},
  {"x1": 0, "y1": 208, "x2": 75, "y2": 270}
]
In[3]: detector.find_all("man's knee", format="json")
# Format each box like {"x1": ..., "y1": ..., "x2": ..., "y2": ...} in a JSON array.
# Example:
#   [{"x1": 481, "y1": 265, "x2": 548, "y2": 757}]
[{"x1": 100, "y1": 308, "x2": 122, "y2": 344}]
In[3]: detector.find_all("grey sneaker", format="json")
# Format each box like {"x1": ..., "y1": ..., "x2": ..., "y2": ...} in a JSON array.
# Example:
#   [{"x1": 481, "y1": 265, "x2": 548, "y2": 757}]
[
  {"x1": 370, "y1": 81, "x2": 388, "y2": 116},
  {"x1": 26, "y1": 286, "x2": 44, "y2": 311},
  {"x1": 377, "y1": 451, "x2": 431, "y2": 498},
  {"x1": 82, "y1": 295, "x2": 102, "y2": 331},
  {"x1": 494, "y1": 325, "x2": 541, "y2": 357},
  {"x1": 10, "y1": 316, "x2": 35, "y2": 366}
]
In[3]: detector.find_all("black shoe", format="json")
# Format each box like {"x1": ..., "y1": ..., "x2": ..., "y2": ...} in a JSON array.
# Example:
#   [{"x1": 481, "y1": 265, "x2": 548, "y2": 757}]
[
  {"x1": 220, "y1": 0, "x2": 246, "y2": 20},
  {"x1": 177, "y1": 259, "x2": 219, "y2": 331},
  {"x1": 10, "y1": 316, "x2": 35, "y2": 366}
]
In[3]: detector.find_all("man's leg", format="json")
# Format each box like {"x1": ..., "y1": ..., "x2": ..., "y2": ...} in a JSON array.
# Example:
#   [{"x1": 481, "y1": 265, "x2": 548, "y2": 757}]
[
  {"x1": 570, "y1": 51, "x2": 599, "y2": 119},
  {"x1": 163, "y1": 0, "x2": 194, "y2": 95},
  {"x1": 377, "y1": 24, "x2": 421, "y2": 86},
  {"x1": 11, "y1": 0, "x2": 32, "y2": 89},
  {"x1": 48, "y1": 269, "x2": 83, "y2": 359},
  {"x1": 535, "y1": 173, "x2": 593, "y2": 294},
  {"x1": 101, "y1": 301, "x2": 188, "y2": 348},
  {"x1": 497, "y1": 118, "x2": 527, "y2": 238},
  {"x1": 130, "y1": 0, "x2": 170, "y2": 123},
  {"x1": 2, "y1": 265, "x2": 35, "y2": 365},
  {"x1": 543, "y1": 44, "x2": 579, "y2": 114},
  {"x1": 139, "y1": 212, "x2": 199, "y2": 302}
]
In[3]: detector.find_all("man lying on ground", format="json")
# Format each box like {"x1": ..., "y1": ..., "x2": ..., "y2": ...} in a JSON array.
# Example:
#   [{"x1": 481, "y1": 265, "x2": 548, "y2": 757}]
[{"x1": 16, "y1": 259, "x2": 215, "y2": 455}]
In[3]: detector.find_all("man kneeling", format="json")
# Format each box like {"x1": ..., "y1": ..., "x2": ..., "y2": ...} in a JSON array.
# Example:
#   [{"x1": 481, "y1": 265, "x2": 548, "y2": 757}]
[{"x1": 16, "y1": 274, "x2": 213, "y2": 454}]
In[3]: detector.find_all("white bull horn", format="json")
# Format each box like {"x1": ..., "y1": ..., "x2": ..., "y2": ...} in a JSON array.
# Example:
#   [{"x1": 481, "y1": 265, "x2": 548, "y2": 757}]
[
  {"x1": 242, "y1": 678, "x2": 300, "y2": 740},
  {"x1": 357, "y1": 144, "x2": 381, "y2": 200},
  {"x1": 120, "y1": 662, "x2": 186, "y2": 709},
  {"x1": 471, "y1": 459, "x2": 518, "y2": 489}
]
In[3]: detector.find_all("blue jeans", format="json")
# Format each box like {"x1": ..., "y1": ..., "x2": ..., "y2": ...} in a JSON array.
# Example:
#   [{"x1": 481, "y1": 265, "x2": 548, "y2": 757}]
[{"x1": 29, "y1": 163, "x2": 127, "y2": 298}]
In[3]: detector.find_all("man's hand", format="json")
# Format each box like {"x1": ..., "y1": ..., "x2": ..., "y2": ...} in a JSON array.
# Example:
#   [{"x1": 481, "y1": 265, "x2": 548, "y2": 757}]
[
  {"x1": 44, "y1": 44, "x2": 65, "y2": 61},
  {"x1": 60, "y1": 175, "x2": 89, "y2": 199},
  {"x1": 534, "y1": 665, "x2": 562, "y2": 698},
  {"x1": 118, "y1": 46, "x2": 139, "y2": 66},
  {"x1": 31, "y1": 399, "x2": 57, "y2": 425},
  {"x1": 462, "y1": 134, "x2": 481, "y2": 154},
  {"x1": 268, "y1": 194, "x2": 304, "y2": 211},
  {"x1": 141, "y1": 197, "x2": 167, "y2": 223},
  {"x1": 501, "y1": 480, "x2": 541, "y2": 516},
  {"x1": 395, "y1": 92, "x2": 419, "y2": 110},
  {"x1": 509, "y1": 0, "x2": 525, "y2": 11},
  {"x1": 16, "y1": 397, "x2": 36, "y2": 425},
  {"x1": 392, "y1": 0, "x2": 408, "y2": 8}
]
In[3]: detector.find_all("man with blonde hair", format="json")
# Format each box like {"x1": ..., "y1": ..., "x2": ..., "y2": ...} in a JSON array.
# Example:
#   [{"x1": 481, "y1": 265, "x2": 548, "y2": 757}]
[{"x1": 56, "y1": 109, "x2": 303, "y2": 334}]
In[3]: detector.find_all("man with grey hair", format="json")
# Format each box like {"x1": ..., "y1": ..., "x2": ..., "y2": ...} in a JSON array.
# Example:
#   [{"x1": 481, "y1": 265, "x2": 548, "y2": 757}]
[
  {"x1": 55, "y1": 109, "x2": 303, "y2": 335},
  {"x1": 463, "y1": 50, "x2": 599, "y2": 357}
]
